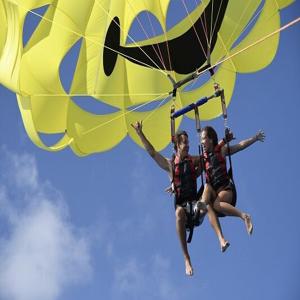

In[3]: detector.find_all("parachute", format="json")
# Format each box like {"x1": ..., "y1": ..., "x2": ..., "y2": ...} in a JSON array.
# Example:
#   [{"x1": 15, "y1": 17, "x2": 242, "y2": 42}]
[{"x1": 0, "y1": 0, "x2": 296, "y2": 156}]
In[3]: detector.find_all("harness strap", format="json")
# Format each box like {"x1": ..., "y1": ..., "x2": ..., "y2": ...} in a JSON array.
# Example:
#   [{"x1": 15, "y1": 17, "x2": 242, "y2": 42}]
[
  {"x1": 225, "y1": 128, "x2": 235, "y2": 184},
  {"x1": 194, "y1": 106, "x2": 204, "y2": 187},
  {"x1": 214, "y1": 83, "x2": 235, "y2": 184},
  {"x1": 170, "y1": 105, "x2": 176, "y2": 144},
  {"x1": 187, "y1": 227, "x2": 194, "y2": 243},
  {"x1": 186, "y1": 201, "x2": 194, "y2": 243}
]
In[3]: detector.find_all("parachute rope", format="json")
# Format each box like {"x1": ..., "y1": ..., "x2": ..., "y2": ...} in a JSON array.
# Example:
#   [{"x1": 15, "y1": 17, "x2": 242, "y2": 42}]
[
  {"x1": 180, "y1": 0, "x2": 209, "y2": 61},
  {"x1": 155, "y1": 1, "x2": 173, "y2": 73},
  {"x1": 94, "y1": 0, "x2": 168, "y2": 76},
  {"x1": 126, "y1": 0, "x2": 168, "y2": 71},
  {"x1": 16, "y1": 0, "x2": 228, "y2": 98},
  {"x1": 12, "y1": 2, "x2": 300, "y2": 101},
  {"x1": 82, "y1": 92, "x2": 170, "y2": 136},
  {"x1": 214, "y1": 1, "x2": 265, "y2": 77},
  {"x1": 210, "y1": 0, "x2": 224, "y2": 46},
  {"x1": 197, "y1": 17, "x2": 300, "y2": 80},
  {"x1": 225, "y1": 1, "x2": 264, "y2": 51},
  {"x1": 17, "y1": 2, "x2": 168, "y2": 77},
  {"x1": 142, "y1": 94, "x2": 172, "y2": 124},
  {"x1": 29, "y1": 93, "x2": 168, "y2": 97}
]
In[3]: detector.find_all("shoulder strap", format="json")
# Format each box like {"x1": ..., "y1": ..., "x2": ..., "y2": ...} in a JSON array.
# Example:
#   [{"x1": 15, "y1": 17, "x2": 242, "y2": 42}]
[
  {"x1": 224, "y1": 128, "x2": 235, "y2": 184},
  {"x1": 170, "y1": 153, "x2": 176, "y2": 183}
]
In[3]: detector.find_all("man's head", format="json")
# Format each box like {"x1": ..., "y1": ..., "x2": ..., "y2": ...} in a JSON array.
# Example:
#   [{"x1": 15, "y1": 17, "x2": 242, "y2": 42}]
[
  {"x1": 201, "y1": 126, "x2": 218, "y2": 152},
  {"x1": 174, "y1": 130, "x2": 189, "y2": 156}
]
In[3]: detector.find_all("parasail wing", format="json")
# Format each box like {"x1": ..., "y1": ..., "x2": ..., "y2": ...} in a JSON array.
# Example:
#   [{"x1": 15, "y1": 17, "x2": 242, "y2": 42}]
[{"x1": 0, "y1": 0, "x2": 296, "y2": 155}]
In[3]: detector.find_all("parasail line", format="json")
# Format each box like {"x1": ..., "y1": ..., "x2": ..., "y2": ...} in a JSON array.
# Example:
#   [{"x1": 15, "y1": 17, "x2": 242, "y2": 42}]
[
  {"x1": 214, "y1": 0, "x2": 264, "y2": 69},
  {"x1": 28, "y1": 93, "x2": 167, "y2": 97},
  {"x1": 140, "y1": 94, "x2": 171, "y2": 123},
  {"x1": 14, "y1": 1, "x2": 168, "y2": 77},
  {"x1": 198, "y1": 0, "x2": 209, "y2": 46},
  {"x1": 214, "y1": 17, "x2": 300, "y2": 71},
  {"x1": 72, "y1": 16, "x2": 300, "y2": 100},
  {"x1": 224, "y1": 1, "x2": 264, "y2": 55},
  {"x1": 193, "y1": 0, "x2": 210, "y2": 46},
  {"x1": 81, "y1": 92, "x2": 170, "y2": 135},
  {"x1": 180, "y1": 0, "x2": 209, "y2": 61},
  {"x1": 170, "y1": 16, "x2": 299, "y2": 96},
  {"x1": 125, "y1": 0, "x2": 168, "y2": 71},
  {"x1": 144, "y1": 7, "x2": 168, "y2": 71},
  {"x1": 210, "y1": 0, "x2": 225, "y2": 46},
  {"x1": 98, "y1": 0, "x2": 228, "y2": 75},
  {"x1": 156, "y1": 0, "x2": 174, "y2": 73},
  {"x1": 195, "y1": 17, "x2": 300, "y2": 80},
  {"x1": 94, "y1": 0, "x2": 168, "y2": 76},
  {"x1": 210, "y1": 0, "x2": 214, "y2": 47}
]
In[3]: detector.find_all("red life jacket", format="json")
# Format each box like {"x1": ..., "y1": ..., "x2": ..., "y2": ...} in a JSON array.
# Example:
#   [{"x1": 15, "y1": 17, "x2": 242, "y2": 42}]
[
  {"x1": 172, "y1": 155, "x2": 197, "y2": 204},
  {"x1": 203, "y1": 144, "x2": 229, "y2": 191}
]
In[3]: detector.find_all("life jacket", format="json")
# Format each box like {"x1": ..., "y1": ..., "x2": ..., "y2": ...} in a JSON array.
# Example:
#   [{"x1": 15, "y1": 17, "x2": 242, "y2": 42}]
[
  {"x1": 203, "y1": 144, "x2": 230, "y2": 191},
  {"x1": 172, "y1": 155, "x2": 197, "y2": 205}
]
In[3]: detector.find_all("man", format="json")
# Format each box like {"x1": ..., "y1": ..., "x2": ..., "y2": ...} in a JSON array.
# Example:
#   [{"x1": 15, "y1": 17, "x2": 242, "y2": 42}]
[{"x1": 131, "y1": 121, "x2": 228, "y2": 276}]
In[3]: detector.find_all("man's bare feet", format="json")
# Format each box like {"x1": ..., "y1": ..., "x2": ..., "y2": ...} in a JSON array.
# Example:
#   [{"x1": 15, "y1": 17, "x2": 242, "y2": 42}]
[
  {"x1": 185, "y1": 258, "x2": 193, "y2": 276},
  {"x1": 243, "y1": 214, "x2": 253, "y2": 235},
  {"x1": 221, "y1": 240, "x2": 230, "y2": 253}
]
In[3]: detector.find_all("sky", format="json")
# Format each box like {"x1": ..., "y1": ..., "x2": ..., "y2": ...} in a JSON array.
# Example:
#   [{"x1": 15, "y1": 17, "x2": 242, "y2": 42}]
[{"x1": 0, "y1": 1, "x2": 300, "y2": 300}]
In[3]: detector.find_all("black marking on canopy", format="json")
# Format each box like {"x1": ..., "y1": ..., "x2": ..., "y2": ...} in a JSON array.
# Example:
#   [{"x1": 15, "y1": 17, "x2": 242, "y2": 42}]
[
  {"x1": 103, "y1": 0, "x2": 228, "y2": 76},
  {"x1": 103, "y1": 16, "x2": 121, "y2": 76}
]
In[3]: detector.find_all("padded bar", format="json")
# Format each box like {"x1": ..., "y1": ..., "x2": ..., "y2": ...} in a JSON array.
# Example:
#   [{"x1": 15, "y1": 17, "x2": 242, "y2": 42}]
[{"x1": 172, "y1": 97, "x2": 208, "y2": 119}]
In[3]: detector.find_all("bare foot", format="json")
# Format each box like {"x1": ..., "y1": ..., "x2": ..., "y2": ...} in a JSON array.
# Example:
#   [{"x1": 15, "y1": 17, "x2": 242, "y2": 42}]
[
  {"x1": 244, "y1": 214, "x2": 253, "y2": 235},
  {"x1": 185, "y1": 258, "x2": 193, "y2": 276},
  {"x1": 221, "y1": 240, "x2": 230, "y2": 253}
]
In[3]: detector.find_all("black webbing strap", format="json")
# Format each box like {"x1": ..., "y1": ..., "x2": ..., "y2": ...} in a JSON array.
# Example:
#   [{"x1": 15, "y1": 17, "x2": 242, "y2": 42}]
[
  {"x1": 170, "y1": 105, "x2": 176, "y2": 144},
  {"x1": 186, "y1": 106, "x2": 205, "y2": 244},
  {"x1": 186, "y1": 202, "x2": 194, "y2": 243},
  {"x1": 194, "y1": 106, "x2": 204, "y2": 187},
  {"x1": 217, "y1": 85, "x2": 235, "y2": 185},
  {"x1": 225, "y1": 128, "x2": 235, "y2": 184}
]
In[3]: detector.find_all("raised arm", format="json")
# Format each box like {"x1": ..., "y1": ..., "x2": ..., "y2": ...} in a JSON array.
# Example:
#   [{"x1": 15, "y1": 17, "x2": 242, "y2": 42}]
[
  {"x1": 223, "y1": 130, "x2": 265, "y2": 156},
  {"x1": 131, "y1": 121, "x2": 171, "y2": 172}
]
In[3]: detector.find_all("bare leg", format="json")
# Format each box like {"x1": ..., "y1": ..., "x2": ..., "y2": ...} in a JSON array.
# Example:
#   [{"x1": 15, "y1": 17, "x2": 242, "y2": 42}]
[
  {"x1": 213, "y1": 190, "x2": 253, "y2": 235},
  {"x1": 175, "y1": 206, "x2": 193, "y2": 276},
  {"x1": 202, "y1": 184, "x2": 230, "y2": 252},
  {"x1": 206, "y1": 205, "x2": 230, "y2": 252}
]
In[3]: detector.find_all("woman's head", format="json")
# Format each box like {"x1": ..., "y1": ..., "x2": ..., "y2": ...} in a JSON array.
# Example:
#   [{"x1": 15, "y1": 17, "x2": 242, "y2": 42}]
[
  {"x1": 201, "y1": 126, "x2": 218, "y2": 151},
  {"x1": 174, "y1": 130, "x2": 189, "y2": 153}
]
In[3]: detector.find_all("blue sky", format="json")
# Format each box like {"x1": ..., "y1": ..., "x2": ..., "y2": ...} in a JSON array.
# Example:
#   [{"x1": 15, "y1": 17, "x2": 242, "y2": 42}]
[{"x1": 0, "y1": 2, "x2": 299, "y2": 300}]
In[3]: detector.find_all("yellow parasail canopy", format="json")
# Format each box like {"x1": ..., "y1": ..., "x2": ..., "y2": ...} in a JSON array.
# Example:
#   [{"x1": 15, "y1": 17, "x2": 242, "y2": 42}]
[{"x1": 0, "y1": 0, "x2": 295, "y2": 156}]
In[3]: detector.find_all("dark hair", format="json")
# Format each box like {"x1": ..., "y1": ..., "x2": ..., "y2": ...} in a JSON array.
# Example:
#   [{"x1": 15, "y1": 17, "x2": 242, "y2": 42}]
[
  {"x1": 202, "y1": 126, "x2": 218, "y2": 147},
  {"x1": 174, "y1": 130, "x2": 188, "y2": 151}
]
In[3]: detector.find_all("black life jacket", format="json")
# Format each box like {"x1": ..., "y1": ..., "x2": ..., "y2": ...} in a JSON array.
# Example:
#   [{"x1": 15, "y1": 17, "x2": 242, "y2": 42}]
[
  {"x1": 172, "y1": 155, "x2": 197, "y2": 205},
  {"x1": 203, "y1": 144, "x2": 230, "y2": 191}
]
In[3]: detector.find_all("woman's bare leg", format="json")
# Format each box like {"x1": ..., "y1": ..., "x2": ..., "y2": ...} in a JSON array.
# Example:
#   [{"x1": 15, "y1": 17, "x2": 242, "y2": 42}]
[
  {"x1": 213, "y1": 190, "x2": 253, "y2": 235},
  {"x1": 202, "y1": 185, "x2": 230, "y2": 251}
]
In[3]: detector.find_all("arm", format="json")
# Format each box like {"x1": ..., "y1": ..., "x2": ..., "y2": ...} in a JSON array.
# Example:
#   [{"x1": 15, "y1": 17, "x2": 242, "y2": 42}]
[
  {"x1": 222, "y1": 130, "x2": 265, "y2": 156},
  {"x1": 131, "y1": 121, "x2": 171, "y2": 172},
  {"x1": 218, "y1": 129, "x2": 234, "y2": 148}
]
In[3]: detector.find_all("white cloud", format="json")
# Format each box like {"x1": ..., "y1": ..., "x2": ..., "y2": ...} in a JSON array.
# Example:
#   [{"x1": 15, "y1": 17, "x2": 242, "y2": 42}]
[
  {"x1": 114, "y1": 258, "x2": 144, "y2": 295},
  {"x1": 0, "y1": 150, "x2": 92, "y2": 300},
  {"x1": 7, "y1": 151, "x2": 39, "y2": 191},
  {"x1": 108, "y1": 151, "x2": 195, "y2": 300},
  {"x1": 112, "y1": 254, "x2": 181, "y2": 300}
]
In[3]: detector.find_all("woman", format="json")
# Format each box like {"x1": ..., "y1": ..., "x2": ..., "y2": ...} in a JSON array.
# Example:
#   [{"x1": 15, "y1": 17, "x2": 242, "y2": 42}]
[{"x1": 201, "y1": 126, "x2": 265, "y2": 235}]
